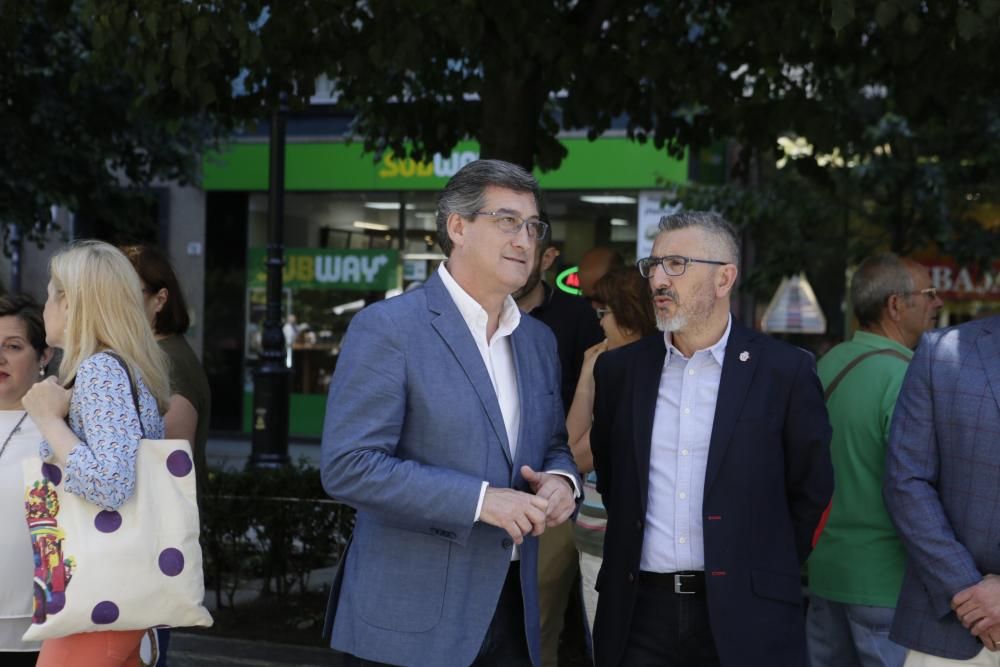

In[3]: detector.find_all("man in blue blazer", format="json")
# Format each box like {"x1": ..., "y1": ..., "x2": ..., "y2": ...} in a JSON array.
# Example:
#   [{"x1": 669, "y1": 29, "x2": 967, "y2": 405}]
[
  {"x1": 321, "y1": 159, "x2": 582, "y2": 667},
  {"x1": 590, "y1": 211, "x2": 833, "y2": 666},
  {"x1": 884, "y1": 316, "x2": 1000, "y2": 664}
]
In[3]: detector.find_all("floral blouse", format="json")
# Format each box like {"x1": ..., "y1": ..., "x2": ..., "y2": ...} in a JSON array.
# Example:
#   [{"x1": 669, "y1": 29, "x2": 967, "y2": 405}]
[{"x1": 40, "y1": 352, "x2": 164, "y2": 511}]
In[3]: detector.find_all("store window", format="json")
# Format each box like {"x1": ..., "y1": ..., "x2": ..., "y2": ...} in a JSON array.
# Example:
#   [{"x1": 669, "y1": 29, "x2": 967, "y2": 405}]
[{"x1": 242, "y1": 188, "x2": 645, "y2": 435}]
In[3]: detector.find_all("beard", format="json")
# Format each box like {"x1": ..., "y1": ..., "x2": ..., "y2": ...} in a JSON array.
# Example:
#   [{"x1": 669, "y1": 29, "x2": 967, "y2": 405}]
[
  {"x1": 654, "y1": 282, "x2": 716, "y2": 333},
  {"x1": 512, "y1": 261, "x2": 542, "y2": 301}
]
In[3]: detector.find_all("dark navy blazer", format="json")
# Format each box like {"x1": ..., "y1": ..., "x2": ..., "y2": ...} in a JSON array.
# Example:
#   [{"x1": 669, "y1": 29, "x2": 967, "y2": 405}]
[{"x1": 590, "y1": 321, "x2": 833, "y2": 667}]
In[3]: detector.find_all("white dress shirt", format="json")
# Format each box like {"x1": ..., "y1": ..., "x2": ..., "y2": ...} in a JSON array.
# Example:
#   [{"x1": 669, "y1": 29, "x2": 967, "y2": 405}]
[
  {"x1": 436, "y1": 264, "x2": 577, "y2": 559},
  {"x1": 641, "y1": 315, "x2": 732, "y2": 573}
]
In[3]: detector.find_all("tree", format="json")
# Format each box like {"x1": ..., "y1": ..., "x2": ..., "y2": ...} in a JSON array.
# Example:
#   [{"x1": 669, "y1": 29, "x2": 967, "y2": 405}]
[{"x1": 0, "y1": 0, "x2": 220, "y2": 254}]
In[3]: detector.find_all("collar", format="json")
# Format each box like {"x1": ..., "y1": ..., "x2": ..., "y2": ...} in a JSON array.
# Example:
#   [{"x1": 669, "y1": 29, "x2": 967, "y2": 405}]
[
  {"x1": 436, "y1": 262, "x2": 521, "y2": 339},
  {"x1": 851, "y1": 330, "x2": 914, "y2": 359},
  {"x1": 664, "y1": 313, "x2": 732, "y2": 366}
]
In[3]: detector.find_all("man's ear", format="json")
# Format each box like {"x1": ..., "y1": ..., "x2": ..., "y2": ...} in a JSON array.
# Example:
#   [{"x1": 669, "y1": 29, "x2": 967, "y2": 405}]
[
  {"x1": 446, "y1": 212, "x2": 467, "y2": 252},
  {"x1": 540, "y1": 246, "x2": 560, "y2": 272},
  {"x1": 715, "y1": 264, "x2": 739, "y2": 298},
  {"x1": 885, "y1": 294, "x2": 904, "y2": 322}
]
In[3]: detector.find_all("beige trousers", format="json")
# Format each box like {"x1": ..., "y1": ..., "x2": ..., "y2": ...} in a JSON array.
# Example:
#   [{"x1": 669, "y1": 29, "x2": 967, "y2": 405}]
[
  {"x1": 537, "y1": 521, "x2": 580, "y2": 667},
  {"x1": 906, "y1": 648, "x2": 1000, "y2": 666}
]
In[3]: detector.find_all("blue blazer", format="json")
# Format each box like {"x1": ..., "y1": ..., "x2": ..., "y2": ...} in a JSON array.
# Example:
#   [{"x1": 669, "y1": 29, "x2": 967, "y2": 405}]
[
  {"x1": 320, "y1": 272, "x2": 580, "y2": 667},
  {"x1": 590, "y1": 322, "x2": 833, "y2": 667},
  {"x1": 884, "y1": 316, "x2": 1000, "y2": 660}
]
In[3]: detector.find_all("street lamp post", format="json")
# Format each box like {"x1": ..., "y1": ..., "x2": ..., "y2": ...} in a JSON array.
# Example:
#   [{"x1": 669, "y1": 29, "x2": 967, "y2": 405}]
[{"x1": 249, "y1": 98, "x2": 291, "y2": 469}]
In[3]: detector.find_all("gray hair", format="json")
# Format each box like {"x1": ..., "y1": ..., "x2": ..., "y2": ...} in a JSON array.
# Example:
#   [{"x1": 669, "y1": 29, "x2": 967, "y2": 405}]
[
  {"x1": 851, "y1": 253, "x2": 915, "y2": 327},
  {"x1": 435, "y1": 159, "x2": 543, "y2": 256},
  {"x1": 657, "y1": 211, "x2": 741, "y2": 271}
]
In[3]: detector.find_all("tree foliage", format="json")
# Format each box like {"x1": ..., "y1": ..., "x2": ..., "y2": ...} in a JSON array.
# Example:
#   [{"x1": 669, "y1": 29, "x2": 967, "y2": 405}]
[{"x1": 0, "y1": 0, "x2": 219, "y2": 249}]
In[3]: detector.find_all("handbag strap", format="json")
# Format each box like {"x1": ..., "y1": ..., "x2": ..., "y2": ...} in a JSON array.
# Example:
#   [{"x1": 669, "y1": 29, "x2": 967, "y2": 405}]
[
  {"x1": 823, "y1": 347, "x2": 909, "y2": 402},
  {"x1": 105, "y1": 351, "x2": 147, "y2": 439}
]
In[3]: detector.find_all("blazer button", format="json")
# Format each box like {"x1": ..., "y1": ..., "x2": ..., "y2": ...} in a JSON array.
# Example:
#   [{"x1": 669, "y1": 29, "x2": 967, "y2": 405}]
[
  {"x1": 502, "y1": 538, "x2": 513, "y2": 549},
  {"x1": 627, "y1": 572, "x2": 635, "y2": 583}
]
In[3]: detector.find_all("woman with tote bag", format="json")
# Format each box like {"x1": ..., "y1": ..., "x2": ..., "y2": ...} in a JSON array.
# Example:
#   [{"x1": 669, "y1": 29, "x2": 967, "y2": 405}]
[{"x1": 23, "y1": 240, "x2": 172, "y2": 667}]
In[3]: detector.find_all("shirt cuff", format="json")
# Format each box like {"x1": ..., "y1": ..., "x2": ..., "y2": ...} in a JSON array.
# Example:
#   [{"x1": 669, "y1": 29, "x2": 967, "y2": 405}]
[
  {"x1": 474, "y1": 481, "x2": 489, "y2": 522},
  {"x1": 546, "y1": 470, "x2": 581, "y2": 499}
]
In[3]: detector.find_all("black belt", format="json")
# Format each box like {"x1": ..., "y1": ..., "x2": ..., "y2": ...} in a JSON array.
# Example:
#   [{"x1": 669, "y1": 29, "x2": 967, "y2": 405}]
[{"x1": 638, "y1": 570, "x2": 705, "y2": 595}]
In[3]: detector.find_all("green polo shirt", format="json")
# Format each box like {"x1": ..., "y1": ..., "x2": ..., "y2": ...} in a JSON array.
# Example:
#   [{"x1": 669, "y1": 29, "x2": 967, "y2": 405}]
[{"x1": 808, "y1": 331, "x2": 912, "y2": 607}]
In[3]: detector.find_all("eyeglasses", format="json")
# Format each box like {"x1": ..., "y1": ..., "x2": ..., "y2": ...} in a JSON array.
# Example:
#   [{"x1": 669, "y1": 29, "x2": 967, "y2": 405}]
[
  {"x1": 595, "y1": 307, "x2": 611, "y2": 320},
  {"x1": 900, "y1": 287, "x2": 939, "y2": 301},
  {"x1": 636, "y1": 255, "x2": 729, "y2": 278},
  {"x1": 469, "y1": 210, "x2": 549, "y2": 240}
]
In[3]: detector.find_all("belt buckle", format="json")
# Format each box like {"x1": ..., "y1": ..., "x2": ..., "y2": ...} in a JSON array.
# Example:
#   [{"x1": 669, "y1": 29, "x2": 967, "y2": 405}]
[{"x1": 674, "y1": 573, "x2": 696, "y2": 595}]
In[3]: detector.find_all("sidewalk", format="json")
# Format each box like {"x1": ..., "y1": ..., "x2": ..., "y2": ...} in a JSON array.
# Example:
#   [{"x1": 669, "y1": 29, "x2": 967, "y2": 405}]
[
  {"x1": 170, "y1": 633, "x2": 333, "y2": 667},
  {"x1": 206, "y1": 436, "x2": 322, "y2": 471}
]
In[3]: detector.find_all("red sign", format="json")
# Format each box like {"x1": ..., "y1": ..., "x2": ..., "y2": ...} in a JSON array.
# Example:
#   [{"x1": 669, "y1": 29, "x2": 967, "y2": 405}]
[{"x1": 924, "y1": 261, "x2": 1000, "y2": 301}]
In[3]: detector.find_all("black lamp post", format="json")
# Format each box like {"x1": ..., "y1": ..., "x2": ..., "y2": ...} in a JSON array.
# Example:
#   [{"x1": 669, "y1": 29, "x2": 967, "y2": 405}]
[{"x1": 249, "y1": 98, "x2": 291, "y2": 469}]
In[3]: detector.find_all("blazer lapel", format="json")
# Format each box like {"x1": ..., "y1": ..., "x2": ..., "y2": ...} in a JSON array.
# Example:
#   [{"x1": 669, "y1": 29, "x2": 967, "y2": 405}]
[
  {"x1": 633, "y1": 336, "x2": 667, "y2": 515},
  {"x1": 425, "y1": 274, "x2": 513, "y2": 466},
  {"x1": 976, "y1": 321, "x2": 1000, "y2": 414},
  {"x1": 703, "y1": 322, "x2": 760, "y2": 497}
]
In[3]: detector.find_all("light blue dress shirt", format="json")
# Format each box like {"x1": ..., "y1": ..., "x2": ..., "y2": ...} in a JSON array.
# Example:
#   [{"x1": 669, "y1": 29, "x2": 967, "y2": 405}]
[{"x1": 640, "y1": 316, "x2": 731, "y2": 573}]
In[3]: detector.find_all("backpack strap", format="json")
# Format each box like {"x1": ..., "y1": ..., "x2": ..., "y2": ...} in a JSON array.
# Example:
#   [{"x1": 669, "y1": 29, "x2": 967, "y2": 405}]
[{"x1": 823, "y1": 348, "x2": 910, "y2": 402}]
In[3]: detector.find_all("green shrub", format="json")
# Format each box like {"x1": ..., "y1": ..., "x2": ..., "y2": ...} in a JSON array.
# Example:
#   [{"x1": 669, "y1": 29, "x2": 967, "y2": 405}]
[{"x1": 200, "y1": 460, "x2": 355, "y2": 608}]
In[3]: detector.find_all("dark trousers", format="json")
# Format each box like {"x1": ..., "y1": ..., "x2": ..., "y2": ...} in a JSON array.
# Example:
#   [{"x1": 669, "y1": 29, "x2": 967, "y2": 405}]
[
  {"x1": 618, "y1": 576, "x2": 721, "y2": 667},
  {"x1": 337, "y1": 562, "x2": 532, "y2": 667}
]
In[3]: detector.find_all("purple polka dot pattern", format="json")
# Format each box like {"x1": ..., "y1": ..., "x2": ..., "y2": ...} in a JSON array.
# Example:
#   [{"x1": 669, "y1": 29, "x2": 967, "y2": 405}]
[
  {"x1": 91, "y1": 601, "x2": 119, "y2": 624},
  {"x1": 42, "y1": 463, "x2": 62, "y2": 486},
  {"x1": 94, "y1": 510, "x2": 122, "y2": 533},
  {"x1": 159, "y1": 548, "x2": 185, "y2": 576},
  {"x1": 48, "y1": 592, "x2": 66, "y2": 614},
  {"x1": 166, "y1": 450, "x2": 193, "y2": 477}
]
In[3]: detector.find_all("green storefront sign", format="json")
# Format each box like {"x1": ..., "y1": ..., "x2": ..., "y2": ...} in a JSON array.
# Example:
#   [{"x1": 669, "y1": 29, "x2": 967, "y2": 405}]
[
  {"x1": 248, "y1": 247, "x2": 399, "y2": 291},
  {"x1": 204, "y1": 137, "x2": 688, "y2": 191}
]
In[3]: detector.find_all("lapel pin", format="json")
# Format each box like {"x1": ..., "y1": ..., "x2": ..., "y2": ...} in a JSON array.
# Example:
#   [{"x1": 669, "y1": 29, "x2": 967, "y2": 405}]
[{"x1": 739, "y1": 351, "x2": 750, "y2": 362}]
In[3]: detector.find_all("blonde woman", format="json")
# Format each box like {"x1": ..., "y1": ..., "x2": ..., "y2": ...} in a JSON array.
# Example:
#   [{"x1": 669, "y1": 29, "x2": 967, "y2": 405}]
[{"x1": 23, "y1": 240, "x2": 171, "y2": 667}]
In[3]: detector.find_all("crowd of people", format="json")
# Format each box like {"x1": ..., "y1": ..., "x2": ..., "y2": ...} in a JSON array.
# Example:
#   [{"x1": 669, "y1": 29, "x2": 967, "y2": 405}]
[
  {"x1": 0, "y1": 242, "x2": 208, "y2": 667},
  {"x1": 2, "y1": 157, "x2": 997, "y2": 667}
]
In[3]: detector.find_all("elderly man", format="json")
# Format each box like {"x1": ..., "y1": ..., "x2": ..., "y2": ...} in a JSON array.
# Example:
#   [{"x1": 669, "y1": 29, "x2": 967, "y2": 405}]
[
  {"x1": 590, "y1": 211, "x2": 833, "y2": 666},
  {"x1": 808, "y1": 254, "x2": 943, "y2": 667},
  {"x1": 884, "y1": 311, "x2": 1000, "y2": 666},
  {"x1": 321, "y1": 159, "x2": 581, "y2": 667}
]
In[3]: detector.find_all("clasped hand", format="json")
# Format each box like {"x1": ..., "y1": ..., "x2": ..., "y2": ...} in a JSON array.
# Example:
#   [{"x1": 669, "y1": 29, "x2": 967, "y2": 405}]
[
  {"x1": 952, "y1": 574, "x2": 1000, "y2": 651},
  {"x1": 478, "y1": 465, "x2": 575, "y2": 545}
]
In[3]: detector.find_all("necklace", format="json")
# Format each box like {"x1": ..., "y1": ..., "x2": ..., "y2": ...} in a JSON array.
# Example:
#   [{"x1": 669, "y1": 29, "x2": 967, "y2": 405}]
[{"x1": 0, "y1": 412, "x2": 28, "y2": 461}]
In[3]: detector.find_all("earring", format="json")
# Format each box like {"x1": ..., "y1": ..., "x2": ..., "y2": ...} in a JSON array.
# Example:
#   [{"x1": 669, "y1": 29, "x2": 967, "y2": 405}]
[{"x1": 39, "y1": 366, "x2": 46, "y2": 377}]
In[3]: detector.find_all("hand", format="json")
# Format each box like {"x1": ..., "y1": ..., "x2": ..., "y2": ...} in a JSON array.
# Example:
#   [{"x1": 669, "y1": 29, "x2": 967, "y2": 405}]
[
  {"x1": 978, "y1": 624, "x2": 1000, "y2": 652},
  {"x1": 581, "y1": 340, "x2": 608, "y2": 378},
  {"x1": 22, "y1": 377, "x2": 71, "y2": 425},
  {"x1": 479, "y1": 487, "x2": 548, "y2": 544},
  {"x1": 952, "y1": 575, "x2": 1000, "y2": 639},
  {"x1": 520, "y1": 465, "x2": 575, "y2": 527}
]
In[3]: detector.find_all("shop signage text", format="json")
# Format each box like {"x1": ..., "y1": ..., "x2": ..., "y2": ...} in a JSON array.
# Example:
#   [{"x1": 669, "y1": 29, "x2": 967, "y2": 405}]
[
  {"x1": 928, "y1": 262, "x2": 1000, "y2": 300},
  {"x1": 378, "y1": 150, "x2": 479, "y2": 180},
  {"x1": 248, "y1": 248, "x2": 399, "y2": 291}
]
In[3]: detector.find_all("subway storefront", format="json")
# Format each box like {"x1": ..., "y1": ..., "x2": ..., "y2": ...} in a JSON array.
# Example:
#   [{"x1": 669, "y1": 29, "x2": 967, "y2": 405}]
[{"x1": 202, "y1": 137, "x2": 697, "y2": 437}]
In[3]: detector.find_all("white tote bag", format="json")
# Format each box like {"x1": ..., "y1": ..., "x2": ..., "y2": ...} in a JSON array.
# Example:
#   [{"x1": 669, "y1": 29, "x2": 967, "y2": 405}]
[{"x1": 21, "y1": 359, "x2": 212, "y2": 640}]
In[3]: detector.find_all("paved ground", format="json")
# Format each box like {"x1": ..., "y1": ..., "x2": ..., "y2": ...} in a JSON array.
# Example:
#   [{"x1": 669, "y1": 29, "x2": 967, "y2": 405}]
[
  {"x1": 170, "y1": 632, "x2": 333, "y2": 666},
  {"x1": 206, "y1": 437, "x2": 322, "y2": 471}
]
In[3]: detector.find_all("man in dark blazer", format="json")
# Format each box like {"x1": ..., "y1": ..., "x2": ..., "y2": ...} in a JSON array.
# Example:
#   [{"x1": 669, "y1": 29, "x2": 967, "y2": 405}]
[
  {"x1": 884, "y1": 315, "x2": 1000, "y2": 664},
  {"x1": 590, "y1": 211, "x2": 833, "y2": 666}
]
